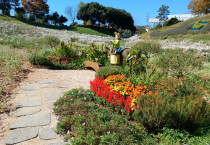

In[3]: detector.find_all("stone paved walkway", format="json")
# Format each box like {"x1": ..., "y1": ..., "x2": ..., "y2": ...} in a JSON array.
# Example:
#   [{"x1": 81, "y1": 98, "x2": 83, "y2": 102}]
[{"x1": 0, "y1": 69, "x2": 95, "y2": 145}]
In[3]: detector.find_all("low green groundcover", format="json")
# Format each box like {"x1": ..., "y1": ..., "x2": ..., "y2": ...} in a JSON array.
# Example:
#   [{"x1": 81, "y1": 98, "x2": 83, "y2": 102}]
[{"x1": 53, "y1": 89, "x2": 210, "y2": 145}]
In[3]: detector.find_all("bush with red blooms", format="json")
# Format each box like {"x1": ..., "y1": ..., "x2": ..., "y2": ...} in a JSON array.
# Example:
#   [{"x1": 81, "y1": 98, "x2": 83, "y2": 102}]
[{"x1": 90, "y1": 77, "x2": 132, "y2": 113}]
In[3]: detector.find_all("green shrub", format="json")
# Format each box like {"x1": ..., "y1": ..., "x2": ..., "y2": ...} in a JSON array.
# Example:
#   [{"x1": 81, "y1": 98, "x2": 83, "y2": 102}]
[
  {"x1": 156, "y1": 127, "x2": 210, "y2": 144},
  {"x1": 130, "y1": 68, "x2": 162, "y2": 90},
  {"x1": 54, "y1": 41, "x2": 78, "y2": 58},
  {"x1": 28, "y1": 54, "x2": 53, "y2": 66},
  {"x1": 131, "y1": 41, "x2": 161, "y2": 70},
  {"x1": 95, "y1": 66, "x2": 122, "y2": 79},
  {"x1": 53, "y1": 89, "x2": 151, "y2": 144},
  {"x1": 164, "y1": 17, "x2": 181, "y2": 26},
  {"x1": 154, "y1": 49, "x2": 204, "y2": 78},
  {"x1": 133, "y1": 93, "x2": 210, "y2": 132},
  {"x1": 85, "y1": 43, "x2": 109, "y2": 66}
]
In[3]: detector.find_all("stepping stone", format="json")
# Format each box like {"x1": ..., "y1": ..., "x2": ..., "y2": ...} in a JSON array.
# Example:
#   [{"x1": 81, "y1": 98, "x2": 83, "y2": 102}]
[
  {"x1": 10, "y1": 113, "x2": 51, "y2": 129},
  {"x1": 40, "y1": 128, "x2": 60, "y2": 140},
  {"x1": 16, "y1": 108, "x2": 42, "y2": 117},
  {"x1": 37, "y1": 79, "x2": 55, "y2": 84},
  {"x1": 48, "y1": 141, "x2": 70, "y2": 145},
  {"x1": 47, "y1": 102, "x2": 54, "y2": 109},
  {"x1": 45, "y1": 94, "x2": 62, "y2": 100},
  {"x1": 20, "y1": 84, "x2": 36, "y2": 91},
  {"x1": 41, "y1": 84, "x2": 55, "y2": 88},
  {"x1": 25, "y1": 91, "x2": 37, "y2": 96},
  {"x1": 16, "y1": 98, "x2": 42, "y2": 108},
  {"x1": 55, "y1": 83, "x2": 69, "y2": 88},
  {"x1": 6, "y1": 128, "x2": 39, "y2": 144}
]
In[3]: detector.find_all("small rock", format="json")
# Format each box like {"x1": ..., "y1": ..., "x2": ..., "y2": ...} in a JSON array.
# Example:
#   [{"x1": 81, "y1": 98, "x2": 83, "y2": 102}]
[
  {"x1": 16, "y1": 108, "x2": 42, "y2": 117},
  {"x1": 6, "y1": 128, "x2": 39, "y2": 144},
  {"x1": 40, "y1": 128, "x2": 60, "y2": 140},
  {"x1": 10, "y1": 113, "x2": 51, "y2": 129},
  {"x1": 20, "y1": 84, "x2": 36, "y2": 91},
  {"x1": 16, "y1": 98, "x2": 42, "y2": 108}
]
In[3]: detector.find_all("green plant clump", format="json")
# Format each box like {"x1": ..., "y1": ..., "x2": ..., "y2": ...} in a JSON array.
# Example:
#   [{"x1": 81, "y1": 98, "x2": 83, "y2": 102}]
[
  {"x1": 84, "y1": 43, "x2": 109, "y2": 66},
  {"x1": 131, "y1": 41, "x2": 161, "y2": 73},
  {"x1": 133, "y1": 93, "x2": 210, "y2": 132},
  {"x1": 53, "y1": 89, "x2": 154, "y2": 145},
  {"x1": 28, "y1": 54, "x2": 53, "y2": 66},
  {"x1": 154, "y1": 48, "x2": 204, "y2": 79},
  {"x1": 95, "y1": 66, "x2": 122, "y2": 79}
]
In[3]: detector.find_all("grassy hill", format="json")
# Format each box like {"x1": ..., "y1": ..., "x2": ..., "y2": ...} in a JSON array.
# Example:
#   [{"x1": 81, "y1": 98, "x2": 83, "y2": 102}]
[
  {"x1": 0, "y1": 15, "x2": 114, "y2": 37},
  {"x1": 141, "y1": 14, "x2": 210, "y2": 41}
]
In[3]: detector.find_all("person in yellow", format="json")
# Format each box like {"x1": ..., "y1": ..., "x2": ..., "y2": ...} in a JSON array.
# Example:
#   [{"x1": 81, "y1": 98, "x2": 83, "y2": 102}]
[{"x1": 111, "y1": 32, "x2": 122, "y2": 54}]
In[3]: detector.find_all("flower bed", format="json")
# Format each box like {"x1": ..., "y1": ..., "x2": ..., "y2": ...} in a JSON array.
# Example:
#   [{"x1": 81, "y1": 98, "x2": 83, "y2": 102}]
[{"x1": 90, "y1": 74, "x2": 158, "y2": 113}]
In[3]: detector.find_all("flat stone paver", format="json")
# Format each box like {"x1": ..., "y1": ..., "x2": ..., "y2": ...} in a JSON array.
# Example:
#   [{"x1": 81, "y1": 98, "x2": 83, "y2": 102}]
[
  {"x1": 25, "y1": 91, "x2": 37, "y2": 96},
  {"x1": 16, "y1": 108, "x2": 42, "y2": 117},
  {"x1": 37, "y1": 79, "x2": 55, "y2": 84},
  {"x1": 41, "y1": 84, "x2": 56, "y2": 88},
  {"x1": 6, "y1": 128, "x2": 39, "y2": 144},
  {"x1": 55, "y1": 83, "x2": 69, "y2": 88},
  {"x1": 40, "y1": 128, "x2": 60, "y2": 140},
  {"x1": 47, "y1": 102, "x2": 54, "y2": 109},
  {"x1": 45, "y1": 94, "x2": 63, "y2": 100},
  {"x1": 16, "y1": 98, "x2": 42, "y2": 108},
  {"x1": 48, "y1": 141, "x2": 70, "y2": 145},
  {"x1": 20, "y1": 84, "x2": 36, "y2": 91},
  {"x1": 10, "y1": 113, "x2": 51, "y2": 129}
]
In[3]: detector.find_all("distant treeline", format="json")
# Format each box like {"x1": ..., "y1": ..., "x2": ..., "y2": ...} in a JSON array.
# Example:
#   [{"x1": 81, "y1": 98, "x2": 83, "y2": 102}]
[{"x1": 77, "y1": 2, "x2": 136, "y2": 32}]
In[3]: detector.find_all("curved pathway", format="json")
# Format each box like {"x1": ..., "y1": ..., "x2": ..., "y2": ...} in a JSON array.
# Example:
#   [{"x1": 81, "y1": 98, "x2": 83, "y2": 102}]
[{"x1": 0, "y1": 68, "x2": 95, "y2": 145}]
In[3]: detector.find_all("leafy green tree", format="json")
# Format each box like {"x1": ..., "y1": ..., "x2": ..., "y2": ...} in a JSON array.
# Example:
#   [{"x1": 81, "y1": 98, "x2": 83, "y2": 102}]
[
  {"x1": 77, "y1": 4, "x2": 90, "y2": 25},
  {"x1": 44, "y1": 14, "x2": 53, "y2": 24},
  {"x1": 0, "y1": 0, "x2": 19, "y2": 15},
  {"x1": 52, "y1": 12, "x2": 60, "y2": 25},
  {"x1": 36, "y1": 11, "x2": 46, "y2": 21},
  {"x1": 77, "y1": 2, "x2": 136, "y2": 31},
  {"x1": 156, "y1": 5, "x2": 170, "y2": 25},
  {"x1": 15, "y1": 7, "x2": 25, "y2": 19},
  {"x1": 58, "y1": 15, "x2": 68, "y2": 26}
]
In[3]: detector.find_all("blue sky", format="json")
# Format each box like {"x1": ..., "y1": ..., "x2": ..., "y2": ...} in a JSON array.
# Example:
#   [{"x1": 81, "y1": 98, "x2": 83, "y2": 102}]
[{"x1": 47, "y1": 0, "x2": 192, "y2": 26}]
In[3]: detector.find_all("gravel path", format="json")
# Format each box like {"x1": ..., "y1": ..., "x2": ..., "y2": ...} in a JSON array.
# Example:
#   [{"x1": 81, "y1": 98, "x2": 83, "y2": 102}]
[{"x1": 0, "y1": 68, "x2": 95, "y2": 145}]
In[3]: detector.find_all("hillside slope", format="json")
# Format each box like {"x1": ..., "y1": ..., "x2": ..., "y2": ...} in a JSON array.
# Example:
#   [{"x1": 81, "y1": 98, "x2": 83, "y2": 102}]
[
  {"x1": 0, "y1": 15, "x2": 209, "y2": 50},
  {"x1": 0, "y1": 17, "x2": 113, "y2": 45},
  {"x1": 150, "y1": 14, "x2": 210, "y2": 37}
]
